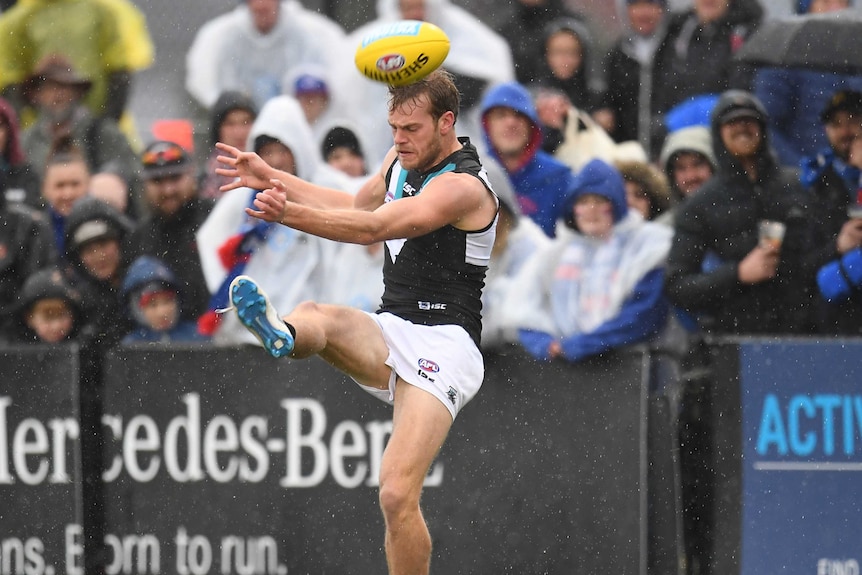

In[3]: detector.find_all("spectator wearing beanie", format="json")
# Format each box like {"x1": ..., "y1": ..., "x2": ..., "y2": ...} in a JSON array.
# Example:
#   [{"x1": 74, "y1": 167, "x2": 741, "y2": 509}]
[
  {"x1": 658, "y1": 125, "x2": 717, "y2": 204},
  {"x1": 321, "y1": 125, "x2": 367, "y2": 178}
]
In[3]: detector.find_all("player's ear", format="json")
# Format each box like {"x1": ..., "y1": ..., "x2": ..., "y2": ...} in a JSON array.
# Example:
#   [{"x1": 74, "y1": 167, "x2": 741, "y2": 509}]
[{"x1": 438, "y1": 110, "x2": 456, "y2": 134}]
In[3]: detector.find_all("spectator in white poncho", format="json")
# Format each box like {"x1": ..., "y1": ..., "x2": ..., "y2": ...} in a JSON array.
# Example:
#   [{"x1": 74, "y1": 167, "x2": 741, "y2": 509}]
[
  {"x1": 185, "y1": 0, "x2": 351, "y2": 111},
  {"x1": 195, "y1": 95, "x2": 355, "y2": 346}
]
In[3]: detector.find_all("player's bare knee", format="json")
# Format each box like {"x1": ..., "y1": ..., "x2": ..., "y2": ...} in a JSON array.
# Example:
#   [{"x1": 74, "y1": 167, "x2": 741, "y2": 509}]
[
  {"x1": 292, "y1": 300, "x2": 321, "y2": 317},
  {"x1": 378, "y1": 477, "x2": 418, "y2": 521}
]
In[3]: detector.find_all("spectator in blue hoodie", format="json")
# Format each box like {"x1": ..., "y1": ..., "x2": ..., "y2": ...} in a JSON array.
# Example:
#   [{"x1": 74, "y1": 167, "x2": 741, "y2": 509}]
[
  {"x1": 479, "y1": 81, "x2": 578, "y2": 237},
  {"x1": 120, "y1": 255, "x2": 210, "y2": 344},
  {"x1": 503, "y1": 158, "x2": 672, "y2": 363}
]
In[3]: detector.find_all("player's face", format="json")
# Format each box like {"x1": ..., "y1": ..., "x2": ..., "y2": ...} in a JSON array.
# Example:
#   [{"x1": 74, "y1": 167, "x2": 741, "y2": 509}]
[{"x1": 389, "y1": 95, "x2": 445, "y2": 172}]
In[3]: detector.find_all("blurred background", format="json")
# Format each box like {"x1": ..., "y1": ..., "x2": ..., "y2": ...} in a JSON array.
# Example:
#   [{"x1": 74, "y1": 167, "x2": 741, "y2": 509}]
[{"x1": 127, "y1": 0, "x2": 798, "y2": 142}]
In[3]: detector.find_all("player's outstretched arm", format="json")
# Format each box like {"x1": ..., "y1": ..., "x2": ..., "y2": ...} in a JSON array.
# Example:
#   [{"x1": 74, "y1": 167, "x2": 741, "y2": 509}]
[
  {"x1": 246, "y1": 170, "x2": 496, "y2": 245},
  {"x1": 215, "y1": 142, "x2": 356, "y2": 210}
]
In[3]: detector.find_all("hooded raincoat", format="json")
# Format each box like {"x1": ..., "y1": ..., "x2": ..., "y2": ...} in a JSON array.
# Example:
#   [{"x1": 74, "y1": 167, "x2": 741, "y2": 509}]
[
  {"x1": 196, "y1": 95, "x2": 351, "y2": 347},
  {"x1": 504, "y1": 159, "x2": 672, "y2": 362}
]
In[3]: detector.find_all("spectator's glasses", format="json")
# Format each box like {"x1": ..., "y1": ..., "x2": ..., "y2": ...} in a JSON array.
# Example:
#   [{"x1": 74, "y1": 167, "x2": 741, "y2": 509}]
[{"x1": 143, "y1": 145, "x2": 185, "y2": 166}]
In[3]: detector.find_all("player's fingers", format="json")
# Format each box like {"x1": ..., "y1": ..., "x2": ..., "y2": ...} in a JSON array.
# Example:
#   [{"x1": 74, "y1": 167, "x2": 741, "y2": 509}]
[
  {"x1": 252, "y1": 195, "x2": 276, "y2": 212},
  {"x1": 245, "y1": 207, "x2": 268, "y2": 220},
  {"x1": 215, "y1": 142, "x2": 238, "y2": 155}
]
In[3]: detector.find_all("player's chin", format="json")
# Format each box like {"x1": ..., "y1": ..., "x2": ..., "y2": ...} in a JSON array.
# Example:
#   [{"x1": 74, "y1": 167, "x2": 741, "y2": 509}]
[{"x1": 397, "y1": 152, "x2": 418, "y2": 169}]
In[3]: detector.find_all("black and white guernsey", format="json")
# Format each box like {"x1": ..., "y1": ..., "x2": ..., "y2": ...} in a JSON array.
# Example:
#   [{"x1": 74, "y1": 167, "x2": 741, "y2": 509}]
[{"x1": 377, "y1": 138, "x2": 497, "y2": 345}]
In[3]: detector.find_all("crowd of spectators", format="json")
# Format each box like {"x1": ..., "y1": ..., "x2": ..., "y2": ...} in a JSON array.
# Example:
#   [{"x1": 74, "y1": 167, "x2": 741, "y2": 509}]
[
  {"x1": 1, "y1": 0, "x2": 861, "y2": 572},
  {"x1": 4, "y1": 0, "x2": 857, "y2": 347}
]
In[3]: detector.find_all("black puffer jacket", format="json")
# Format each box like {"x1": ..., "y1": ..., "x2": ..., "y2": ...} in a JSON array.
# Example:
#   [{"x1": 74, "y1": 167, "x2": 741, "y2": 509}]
[
  {"x1": 0, "y1": 184, "x2": 57, "y2": 339},
  {"x1": 126, "y1": 197, "x2": 214, "y2": 322},
  {"x1": 665, "y1": 91, "x2": 816, "y2": 335},
  {"x1": 64, "y1": 197, "x2": 134, "y2": 348}
]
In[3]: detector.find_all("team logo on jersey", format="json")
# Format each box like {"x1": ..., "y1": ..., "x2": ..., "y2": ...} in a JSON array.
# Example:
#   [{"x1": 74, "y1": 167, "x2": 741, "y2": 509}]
[{"x1": 402, "y1": 182, "x2": 416, "y2": 197}]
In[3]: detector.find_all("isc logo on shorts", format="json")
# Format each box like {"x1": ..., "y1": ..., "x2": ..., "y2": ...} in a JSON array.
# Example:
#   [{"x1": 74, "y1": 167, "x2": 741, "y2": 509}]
[{"x1": 418, "y1": 358, "x2": 439, "y2": 373}]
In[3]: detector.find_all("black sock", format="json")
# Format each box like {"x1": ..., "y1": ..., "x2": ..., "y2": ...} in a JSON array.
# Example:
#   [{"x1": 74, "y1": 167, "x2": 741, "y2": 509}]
[{"x1": 285, "y1": 322, "x2": 297, "y2": 339}]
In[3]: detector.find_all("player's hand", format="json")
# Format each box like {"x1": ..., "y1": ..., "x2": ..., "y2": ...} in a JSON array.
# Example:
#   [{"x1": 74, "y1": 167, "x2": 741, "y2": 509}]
[
  {"x1": 215, "y1": 142, "x2": 275, "y2": 192},
  {"x1": 246, "y1": 179, "x2": 288, "y2": 223},
  {"x1": 738, "y1": 244, "x2": 779, "y2": 284}
]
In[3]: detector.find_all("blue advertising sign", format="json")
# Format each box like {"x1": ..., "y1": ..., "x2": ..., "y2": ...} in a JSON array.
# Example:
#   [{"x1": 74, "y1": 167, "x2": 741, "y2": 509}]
[{"x1": 740, "y1": 341, "x2": 862, "y2": 574}]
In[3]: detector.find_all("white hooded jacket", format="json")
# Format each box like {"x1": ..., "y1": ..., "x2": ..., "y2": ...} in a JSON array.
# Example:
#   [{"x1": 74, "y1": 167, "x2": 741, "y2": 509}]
[
  {"x1": 196, "y1": 96, "x2": 354, "y2": 347},
  {"x1": 185, "y1": 0, "x2": 351, "y2": 109}
]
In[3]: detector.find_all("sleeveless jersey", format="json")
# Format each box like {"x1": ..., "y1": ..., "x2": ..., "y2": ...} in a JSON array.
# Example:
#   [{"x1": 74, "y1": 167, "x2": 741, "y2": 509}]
[{"x1": 378, "y1": 138, "x2": 497, "y2": 345}]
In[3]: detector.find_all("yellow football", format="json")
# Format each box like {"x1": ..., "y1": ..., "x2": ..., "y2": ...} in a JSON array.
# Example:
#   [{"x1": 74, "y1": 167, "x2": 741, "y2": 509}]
[{"x1": 354, "y1": 20, "x2": 450, "y2": 87}]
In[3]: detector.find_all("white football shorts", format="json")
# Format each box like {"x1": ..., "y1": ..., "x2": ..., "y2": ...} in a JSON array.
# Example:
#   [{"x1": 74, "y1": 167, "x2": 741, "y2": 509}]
[{"x1": 354, "y1": 311, "x2": 484, "y2": 420}]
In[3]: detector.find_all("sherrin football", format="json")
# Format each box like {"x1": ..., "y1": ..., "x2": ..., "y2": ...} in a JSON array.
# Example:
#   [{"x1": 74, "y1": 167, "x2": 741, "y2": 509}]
[{"x1": 354, "y1": 20, "x2": 450, "y2": 87}]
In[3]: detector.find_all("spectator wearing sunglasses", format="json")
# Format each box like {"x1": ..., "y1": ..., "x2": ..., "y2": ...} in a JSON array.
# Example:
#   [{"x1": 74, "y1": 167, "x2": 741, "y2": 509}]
[{"x1": 125, "y1": 140, "x2": 214, "y2": 323}]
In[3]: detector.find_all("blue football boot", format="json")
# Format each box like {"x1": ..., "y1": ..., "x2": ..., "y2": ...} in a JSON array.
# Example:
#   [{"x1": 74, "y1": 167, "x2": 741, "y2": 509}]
[{"x1": 228, "y1": 275, "x2": 294, "y2": 358}]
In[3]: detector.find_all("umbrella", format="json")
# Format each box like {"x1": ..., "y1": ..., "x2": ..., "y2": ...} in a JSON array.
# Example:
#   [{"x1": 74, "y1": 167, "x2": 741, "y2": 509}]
[{"x1": 735, "y1": 9, "x2": 862, "y2": 74}]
